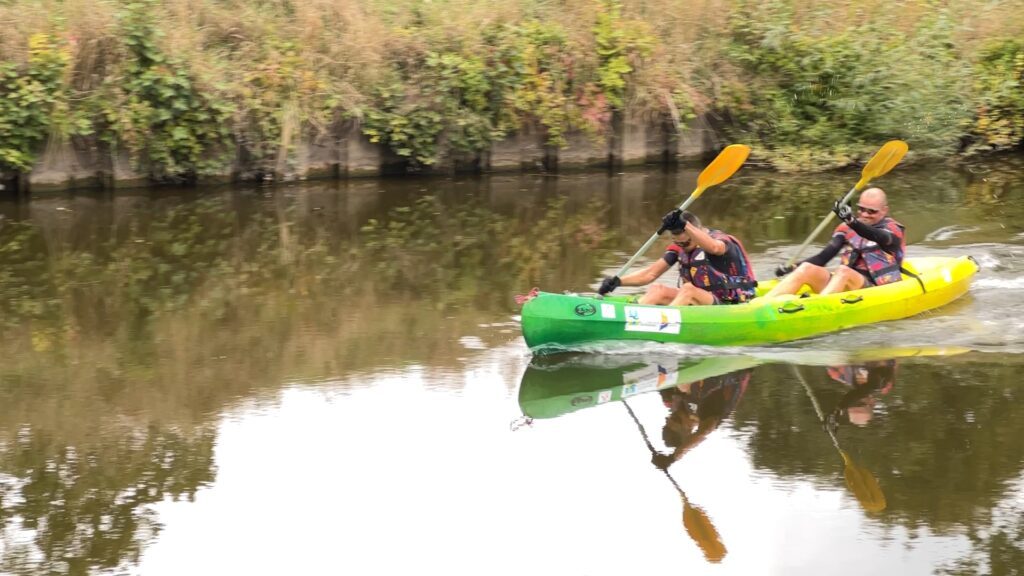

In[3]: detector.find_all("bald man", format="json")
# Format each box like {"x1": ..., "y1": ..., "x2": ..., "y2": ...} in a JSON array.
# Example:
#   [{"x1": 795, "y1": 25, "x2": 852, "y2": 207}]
[{"x1": 766, "y1": 187, "x2": 906, "y2": 297}]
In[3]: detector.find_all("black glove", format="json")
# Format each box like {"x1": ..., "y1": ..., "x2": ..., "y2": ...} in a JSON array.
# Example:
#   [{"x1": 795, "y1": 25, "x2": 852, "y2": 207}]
[
  {"x1": 774, "y1": 263, "x2": 796, "y2": 278},
  {"x1": 598, "y1": 275, "x2": 621, "y2": 295},
  {"x1": 652, "y1": 452, "x2": 675, "y2": 471},
  {"x1": 832, "y1": 199, "x2": 855, "y2": 224},
  {"x1": 659, "y1": 209, "x2": 686, "y2": 234},
  {"x1": 825, "y1": 410, "x2": 841, "y2": 435}
]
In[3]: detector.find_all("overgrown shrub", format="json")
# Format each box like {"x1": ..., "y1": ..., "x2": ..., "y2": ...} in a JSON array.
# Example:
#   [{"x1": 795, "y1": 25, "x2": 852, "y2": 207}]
[
  {"x1": 0, "y1": 34, "x2": 70, "y2": 172},
  {"x1": 718, "y1": 3, "x2": 972, "y2": 171},
  {"x1": 971, "y1": 39, "x2": 1024, "y2": 151},
  {"x1": 0, "y1": 0, "x2": 1022, "y2": 177},
  {"x1": 94, "y1": 1, "x2": 234, "y2": 179}
]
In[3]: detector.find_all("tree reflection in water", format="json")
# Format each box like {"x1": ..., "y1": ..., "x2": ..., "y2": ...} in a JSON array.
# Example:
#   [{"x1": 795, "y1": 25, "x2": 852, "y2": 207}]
[
  {"x1": 0, "y1": 426, "x2": 215, "y2": 575},
  {"x1": 0, "y1": 186, "x2": 615, "y2": 574}
]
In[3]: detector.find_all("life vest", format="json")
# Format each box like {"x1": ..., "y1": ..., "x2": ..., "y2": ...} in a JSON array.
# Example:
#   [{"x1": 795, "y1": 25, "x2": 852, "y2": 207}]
[
  {"x1": 827, "y1": 360, "x2": 897, "y2": 394},
  {"x1": 667, "y1": 230, "x2": 757, "y2": 303},
  {"x1": 836, "y1": 217, "x2": 906, "y2": 285},
  {"x1": 662, "y1": 369, "x2": 752, "y2": 419}
]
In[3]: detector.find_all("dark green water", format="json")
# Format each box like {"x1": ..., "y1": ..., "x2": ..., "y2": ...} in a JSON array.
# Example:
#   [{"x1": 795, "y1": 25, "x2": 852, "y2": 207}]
[{"x1": 0, "y1": 156, "x2": 1022, "y2": 575}]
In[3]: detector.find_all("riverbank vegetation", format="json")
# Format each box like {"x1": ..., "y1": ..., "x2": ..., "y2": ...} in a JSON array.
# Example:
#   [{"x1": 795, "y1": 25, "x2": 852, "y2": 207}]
[{"x1": 1, "y1": 0, "x2": 1023, "y2": 179}]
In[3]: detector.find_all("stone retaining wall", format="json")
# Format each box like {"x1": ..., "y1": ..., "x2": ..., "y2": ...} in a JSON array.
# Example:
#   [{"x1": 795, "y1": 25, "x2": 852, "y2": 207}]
[{"x1": 4, "y1": 114, "x2": 721, "y2": 195}]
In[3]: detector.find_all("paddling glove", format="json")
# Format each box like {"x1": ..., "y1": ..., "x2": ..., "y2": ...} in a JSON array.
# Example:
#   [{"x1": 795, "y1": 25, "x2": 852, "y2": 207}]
[
  {"x1": 775, "y1": 264, "x2": 796, "y2": 277},
  {"x1": 598, "y1": 275, "x2": 621, "y2": 295},
  {"x1": 659, "y1": 209, "x2": 686, "y2": 234},
  {"x1": 832, "y1": 199, "x2": 855, "y2": 224},
  {"x1": 652, "y1": 453, "x2": 675, "y2": 470}
]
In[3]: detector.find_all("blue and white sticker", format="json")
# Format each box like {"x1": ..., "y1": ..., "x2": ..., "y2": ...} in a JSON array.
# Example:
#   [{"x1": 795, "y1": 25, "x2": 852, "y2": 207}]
[
  {"x1": 621, "y1": 363, "x2": 677, "y2": 397},
  {"x1": 623, "y1": 306, "x2": 681, "y2": 334}
]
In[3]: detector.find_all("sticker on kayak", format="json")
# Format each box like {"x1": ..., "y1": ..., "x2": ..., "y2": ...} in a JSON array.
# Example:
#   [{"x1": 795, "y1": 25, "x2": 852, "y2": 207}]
[
  {"x1": 597, "y1": 390, "x2": 612, "y2": 404},
  {"x1": 621, "y1": 363, "x2": 677, "y2": 397},
  {"x1": 624, "y1": 306, "x2": 681, "y2": 334},
  {"x1": 573, "y1": 303, "x2": 597, "y2": 317},
  {"x1": 601, "y1": 303, "x2": 616, "y2": 319}
]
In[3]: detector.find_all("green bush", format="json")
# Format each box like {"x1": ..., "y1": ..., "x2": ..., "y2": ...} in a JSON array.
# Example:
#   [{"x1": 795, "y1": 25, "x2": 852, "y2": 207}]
[
  {"x1": 0, "y1": 34, "x2": 69, "y2": 172},
  {"x1": 0, "y1": 0, "x2": 1022, "y2": 177},
  {"x1": 972, "y1": 39, "x2": 1024, "y2": 151},
  {"x1": 719, "y1": 3, "x2": 971, "y2": 170},
  {"x1": 362, "y1": 21, "x2": 583, "y2": 166},
  {"x1": 96, "y1": 1, "x2": 234, "y2": 179}
]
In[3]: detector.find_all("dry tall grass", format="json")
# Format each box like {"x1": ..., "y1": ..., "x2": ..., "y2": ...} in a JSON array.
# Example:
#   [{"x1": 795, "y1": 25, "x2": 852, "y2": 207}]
[{"x1": 3, "y1": 0, "x2": 1021, "y2": 88}]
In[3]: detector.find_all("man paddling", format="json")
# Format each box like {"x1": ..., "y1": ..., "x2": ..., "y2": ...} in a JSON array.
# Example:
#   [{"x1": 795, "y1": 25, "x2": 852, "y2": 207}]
[
  {"x1": 824, "y1": 359, "x2": 897, "y2": 429},
  {"x1": 597, "y1": 210, "x2": 757, "y2": 306},
  {"x1": 652, "y1": 368, "x2": 751, "y2": 470},
  {"x1": 765, "y1": 187, "x2": 906, "y2": 297}
]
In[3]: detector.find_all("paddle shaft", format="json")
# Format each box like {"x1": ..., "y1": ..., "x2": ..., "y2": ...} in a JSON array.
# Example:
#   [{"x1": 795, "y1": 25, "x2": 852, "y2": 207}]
[
  {"x1": 623, "y1": 400, "x2": 687, "y2": 497},
  {"x1": 791, "y1": 366, "x2": 842, "y2": 449},
  {"x1": 785, "y1": 183, "x2": 860, "y2": 268},
  {"x1": 792, "y1": 365, "x2": 888, "y2": 512}
]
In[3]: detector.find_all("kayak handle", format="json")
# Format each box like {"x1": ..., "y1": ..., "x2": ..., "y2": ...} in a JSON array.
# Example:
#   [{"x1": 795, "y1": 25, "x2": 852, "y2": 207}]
[
  {"x1": 840, "y1": 295, "x2": 864, "y2": 304},
  {"x1": 778, "y1": 302, "x2": 805, "y2": 314}
]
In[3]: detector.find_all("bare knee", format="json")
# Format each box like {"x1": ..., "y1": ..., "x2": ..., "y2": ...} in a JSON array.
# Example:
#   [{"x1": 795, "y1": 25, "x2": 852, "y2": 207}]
[
  {"x1": 833, "y1": 266, "x2": 860, "y2": 282},
  {"x1": 640, "y1": 284, "x2": 677, "y2": 304},
  {"x1": 794, "y1": 262, "x2": 825, "y2": 279},
  {"x1": 835, "y1": 266, "x2": 866, "y2": 285},
  {"x1": 767, "y1": 262, "x2": 829, "y2": 296},
  {"x1": 822, "y1": 266, "x2": 866, "y2": 294},
  {"x1": 672, "y1": 284, "x2": 714, "y2": 306}
]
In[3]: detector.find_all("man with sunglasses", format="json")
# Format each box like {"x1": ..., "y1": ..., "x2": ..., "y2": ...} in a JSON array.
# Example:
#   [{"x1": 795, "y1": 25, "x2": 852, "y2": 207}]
[
  {"x1": 765, "y1": 187, "x2": 905, "y2": 297},
  {"x1": 598, "y1": 210, "x2": 757, "y2": 306}
]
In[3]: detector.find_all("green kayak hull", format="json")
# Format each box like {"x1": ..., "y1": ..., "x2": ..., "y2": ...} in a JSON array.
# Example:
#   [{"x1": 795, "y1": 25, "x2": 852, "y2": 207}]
[
  {"x1": 518, "y1": 346, "x2": 970, "y2": 420},
  {"x1": 520, "y1": 256, "x2": 978, "y2": 351}
]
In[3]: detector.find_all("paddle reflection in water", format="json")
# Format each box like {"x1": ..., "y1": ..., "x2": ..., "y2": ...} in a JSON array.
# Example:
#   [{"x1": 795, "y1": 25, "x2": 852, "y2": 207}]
[
  {"x1": 789, "y1": 349, "x2": 969, "y2": 514},
  {"x1": 520, "y1": 353, "x2": 762, "y2": 563},
  {"x1": 792, "y1": 365, "x2": 887, "y2": 513},
  {"x1": 517, "y1": 347, "x2": 975, "y2": 566},
  {"x1": 621, "y1": 364, "x2": 751, "y2": 563}
]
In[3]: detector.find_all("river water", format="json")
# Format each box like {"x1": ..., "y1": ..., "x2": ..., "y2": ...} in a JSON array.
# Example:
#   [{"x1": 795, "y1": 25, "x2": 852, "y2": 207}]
[{"x1": 0, "y1": 156, "x2": 1022, "y2": 575}]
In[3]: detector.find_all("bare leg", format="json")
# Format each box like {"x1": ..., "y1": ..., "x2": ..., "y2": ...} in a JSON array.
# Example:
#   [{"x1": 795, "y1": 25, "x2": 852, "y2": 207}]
[
  {"x1": 819, "y1": 266, "x2": 867, "y2": 295},
  {"x1": 764, "y1": 262, "x2": 832, "y2": 297},
  {"x1": 669, "y1": 284, "x2": 717, "y2": 306},
  {"x1": 638, "y1": 284, "x2": 679, "y2": 305}
]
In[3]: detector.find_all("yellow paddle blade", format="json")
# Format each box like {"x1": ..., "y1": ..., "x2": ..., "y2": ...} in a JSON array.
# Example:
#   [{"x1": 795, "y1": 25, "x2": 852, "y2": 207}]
[
  {"x1": 840, "y1": 450, "x2": 888, "y2": 513},
  {"x1": 693, "y1": 144, "x2": 751, "y2": 199},
  {"x1": 682, "y1": 498, "x2": 728, "y2": 563},
  {"x1": 854, "y1": 140, "x2": 909, "y2": 190}
]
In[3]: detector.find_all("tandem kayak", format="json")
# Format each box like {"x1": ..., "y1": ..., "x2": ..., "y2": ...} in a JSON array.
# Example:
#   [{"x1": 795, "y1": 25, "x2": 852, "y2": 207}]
[
  {"x1": 520, "y1": 256, "x2": 979, "y2": 351},
  {"x1": 518, "y1": 347, "x2": 970, "y2": 420}
]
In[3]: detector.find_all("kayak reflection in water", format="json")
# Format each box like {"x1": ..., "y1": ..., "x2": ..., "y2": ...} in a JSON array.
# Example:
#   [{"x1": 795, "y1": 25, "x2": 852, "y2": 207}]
[
  {"x1": 652, "y1": 368, "x2": 752, "y2": 470},
  {"x1": 824, "y1": 359, "x2": 897, "y2": 430}
]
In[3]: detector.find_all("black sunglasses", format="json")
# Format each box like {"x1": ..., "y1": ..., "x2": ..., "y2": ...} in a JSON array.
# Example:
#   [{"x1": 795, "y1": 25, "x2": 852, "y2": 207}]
[{"x1": 856, "y1": 205, "x2": 881, "y2": 215}]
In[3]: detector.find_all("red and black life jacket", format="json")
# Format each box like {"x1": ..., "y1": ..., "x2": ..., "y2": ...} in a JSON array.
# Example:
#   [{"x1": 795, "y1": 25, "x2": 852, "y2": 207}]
[
  {"x1": 836, "y1": 217, "x2": 906, "y2": 285},
  {"x1": 662, "y1": 369, "x2": 752, "y2": 419},
  {"x1": 827, "y1": 360, "x2": 897, "y2": 394},
  {"x1": 666, "y1": 230, "x2": 757, "y2": 303}
]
